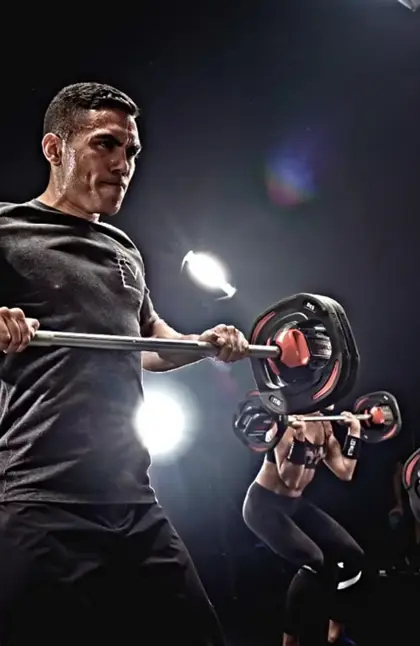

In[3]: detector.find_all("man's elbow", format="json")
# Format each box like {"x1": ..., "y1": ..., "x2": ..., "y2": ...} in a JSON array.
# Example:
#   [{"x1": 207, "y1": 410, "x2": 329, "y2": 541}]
[{"x1": 142, "y1": 352, "x2": 174, "y2": 373}]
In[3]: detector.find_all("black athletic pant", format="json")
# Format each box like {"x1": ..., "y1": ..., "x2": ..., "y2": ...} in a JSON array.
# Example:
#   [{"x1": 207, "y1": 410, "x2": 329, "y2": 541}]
[
  {"x1": 243, "y1": 482, "x2": 364, "y2": 636},
  {"x1": 0, "y1": 501, "x2": 225, "y2": 646}
]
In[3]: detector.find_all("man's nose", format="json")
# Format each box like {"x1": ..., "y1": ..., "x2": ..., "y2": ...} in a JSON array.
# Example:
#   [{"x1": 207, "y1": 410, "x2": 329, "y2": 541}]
[{"x1": 111, "y1": 151, "x2": 130, "y2": 175}]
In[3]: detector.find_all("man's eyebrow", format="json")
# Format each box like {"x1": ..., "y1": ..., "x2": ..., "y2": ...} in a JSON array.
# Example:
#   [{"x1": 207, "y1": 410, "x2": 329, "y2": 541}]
[{"x1": 93, "y1": 132, "x2": 142, "y2": 152}]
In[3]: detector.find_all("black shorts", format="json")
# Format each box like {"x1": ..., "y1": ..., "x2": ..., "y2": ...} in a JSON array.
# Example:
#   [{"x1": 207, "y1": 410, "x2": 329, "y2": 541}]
[{"x1": 0, "y1": 501, "x2": 225, "y2": 646}]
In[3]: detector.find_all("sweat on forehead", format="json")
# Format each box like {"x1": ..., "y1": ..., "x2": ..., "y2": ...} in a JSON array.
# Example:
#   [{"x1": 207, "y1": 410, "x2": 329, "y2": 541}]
[{"x1": 72, "y1": 108, "x2": 139, "y2": 136}]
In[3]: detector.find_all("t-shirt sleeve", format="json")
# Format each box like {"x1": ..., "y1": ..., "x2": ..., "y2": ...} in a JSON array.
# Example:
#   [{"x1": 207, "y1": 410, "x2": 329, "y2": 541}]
[
  {"x1": 140, "y1": 284, "x2": 159, "y2": 338},
  {"x1": 0, "y1": 248, "x2": 11, "y2": 305},
  {"x1": 135, "y1": 250, "x2": 159, "y2": 337}
]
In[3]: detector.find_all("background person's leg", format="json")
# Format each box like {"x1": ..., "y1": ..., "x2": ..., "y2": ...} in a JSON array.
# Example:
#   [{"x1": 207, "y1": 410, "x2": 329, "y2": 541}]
[
  {"x1": 283, "y1": 568, "x2": 327, "y2": 646},
  {"x1": 243, "y1": 484, "x2": 326, "y2": 570},
  {"x1": 243, "y1": 484, "x2": 329, "y2": 643},
  {"x1": 292, "y1": 498, "x2": 364, "y2": 641}
]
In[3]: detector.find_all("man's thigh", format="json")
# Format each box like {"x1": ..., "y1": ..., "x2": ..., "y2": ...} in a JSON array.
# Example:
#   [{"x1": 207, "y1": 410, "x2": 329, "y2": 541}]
[
  {"x1": 0, "y1": 501, "x2": 226, "y2": 645},
  {"x1": 121, "y1": 504, "x2": 226, "y2": 645},
  {"x1": 0, "y1": 501, "x2": 119, "y2": 645},
  {"x1": 0, "y1": 531, "x2": 86, "y2": 646}
]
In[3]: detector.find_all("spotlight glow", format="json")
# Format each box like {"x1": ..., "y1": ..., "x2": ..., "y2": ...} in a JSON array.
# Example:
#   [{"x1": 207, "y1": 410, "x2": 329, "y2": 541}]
[
  {"x1": 134, "y1": 388, "x2": 195, "y2": 460},
  {"x1": 182, "y1": 251, "x2": 236, "y2": 298},
  {"x1": 397, "y1": 0, "x2": 419, "y2": 11}
]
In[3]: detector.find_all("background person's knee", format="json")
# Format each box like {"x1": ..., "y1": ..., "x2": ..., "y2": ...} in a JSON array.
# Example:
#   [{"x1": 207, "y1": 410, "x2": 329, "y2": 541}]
[
  {"x1": 343, "y1": 541, "x2": 365, "y2": 574},
  {"x1": 303, "y1": 546, "x2": 324, "y2": 574},
  {"x1": 287, "y1": 567, "x2": 321, "y2": 604}
]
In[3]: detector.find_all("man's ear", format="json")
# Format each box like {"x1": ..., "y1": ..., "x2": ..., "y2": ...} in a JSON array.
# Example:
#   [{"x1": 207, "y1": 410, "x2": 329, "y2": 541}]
[{"x1": 41, "y1": 133, "x2": 62, "y2": 166}]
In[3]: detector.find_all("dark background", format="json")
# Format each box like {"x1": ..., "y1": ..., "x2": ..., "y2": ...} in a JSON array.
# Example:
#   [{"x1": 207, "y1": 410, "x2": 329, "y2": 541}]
[{"x1": 1, "y1": 1, "x2": 420, "y2": 643}]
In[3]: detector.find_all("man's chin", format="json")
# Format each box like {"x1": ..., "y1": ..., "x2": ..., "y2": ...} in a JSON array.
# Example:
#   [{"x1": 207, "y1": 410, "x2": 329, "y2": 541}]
[{"x1": 99, "y1": 199, "x2": 124, "y2": 217}]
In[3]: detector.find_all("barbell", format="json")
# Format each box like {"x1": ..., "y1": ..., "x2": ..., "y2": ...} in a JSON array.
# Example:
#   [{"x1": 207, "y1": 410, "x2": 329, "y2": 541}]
[
  {"x1": 233, "y1": 390, "x2": 402, "y2": 452},
  {"x1": 30, "y1": 330, "x2": 280, "y2": 358},
  {"x1": 30, "y1": 292, "x2": 360, "y2": 417},
  {"x1": 26, "y1": 290, "x2": 383, "y2": 455}
]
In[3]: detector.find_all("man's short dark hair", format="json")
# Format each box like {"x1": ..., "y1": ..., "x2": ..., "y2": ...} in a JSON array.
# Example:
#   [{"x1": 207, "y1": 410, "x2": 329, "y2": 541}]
[{"x1": 43, "y1": 82, "x2": 140, "y2": 140}]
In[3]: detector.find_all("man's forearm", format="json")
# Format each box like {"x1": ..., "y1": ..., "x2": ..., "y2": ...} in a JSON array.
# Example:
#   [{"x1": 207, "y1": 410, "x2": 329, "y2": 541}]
[{"x1": 142, "y1": 334, "x2": 205, "y2": 372}]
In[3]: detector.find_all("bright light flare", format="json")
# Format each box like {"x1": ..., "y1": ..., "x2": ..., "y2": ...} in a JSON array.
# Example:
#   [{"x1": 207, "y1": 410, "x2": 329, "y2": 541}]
[
  {"x1": 134, "y1": 388, "x2": 195, "y2": 460},
  {"x1": 182, "y1": 251, "x2": 236, "y2": 299},
  {"x1": 397, "y1": 0, "x2": 419, "y2": 11}
]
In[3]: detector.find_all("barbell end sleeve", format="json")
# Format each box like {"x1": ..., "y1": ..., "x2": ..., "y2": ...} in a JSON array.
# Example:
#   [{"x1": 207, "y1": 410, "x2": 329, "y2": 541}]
[{"x1": 247, "y1": 345, "x2": 280, "y2": 359}]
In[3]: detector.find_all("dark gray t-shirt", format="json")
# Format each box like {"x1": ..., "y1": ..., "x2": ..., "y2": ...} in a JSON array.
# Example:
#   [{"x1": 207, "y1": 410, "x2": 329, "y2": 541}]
[{"x1": 0, "y1": 200, "x2": 158, "y2": 504}]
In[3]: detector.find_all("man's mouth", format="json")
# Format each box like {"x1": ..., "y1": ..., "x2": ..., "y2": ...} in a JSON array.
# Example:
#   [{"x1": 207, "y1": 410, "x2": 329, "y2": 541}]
[{"x1": 102, "y1": 181, "x2": 126, "y2": 190}]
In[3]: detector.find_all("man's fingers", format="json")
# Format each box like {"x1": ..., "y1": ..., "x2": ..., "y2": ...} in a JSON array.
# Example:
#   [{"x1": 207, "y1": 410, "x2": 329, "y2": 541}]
[
  {"x1": 1, "y1": 311, "x2": 22, "y2": 353},
  {"x1": 12, "y1": 308, "x2": 34, "y2": 352},
  {"x1": 27, "y1": 318, "x2": 40, "y2": 334},
  {"x1": 0, "y1": 308, "x2": 39, "y2": 353},
  {"x1": 0, "y1": 317, "x2": 12, "y2": 352}
]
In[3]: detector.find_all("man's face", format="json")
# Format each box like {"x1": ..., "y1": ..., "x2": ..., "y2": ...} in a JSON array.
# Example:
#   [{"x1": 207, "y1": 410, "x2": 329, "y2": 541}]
[{"x1": 59, "y1": 108, "x2": 141, "y2": 216}]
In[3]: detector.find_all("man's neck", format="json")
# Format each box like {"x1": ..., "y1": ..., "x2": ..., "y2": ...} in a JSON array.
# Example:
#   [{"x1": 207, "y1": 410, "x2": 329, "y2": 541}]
[{"x1": 37, "y1": 186, "x2": 100, "y2": 223}]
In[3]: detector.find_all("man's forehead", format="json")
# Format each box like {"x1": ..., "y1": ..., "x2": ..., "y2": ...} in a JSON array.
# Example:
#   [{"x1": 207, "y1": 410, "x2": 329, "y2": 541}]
[{"x1": 83, "y1": 108, "x2": 140, "y2": 143}]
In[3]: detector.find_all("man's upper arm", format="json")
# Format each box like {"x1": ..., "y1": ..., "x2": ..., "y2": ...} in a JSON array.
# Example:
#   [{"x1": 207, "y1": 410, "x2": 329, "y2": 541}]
[
  {"x1": 139, "y1": 285, "x2": 160, "y2": 338},
  {"x1": 0, "y1": 245, "x2": 11, "y2": 306},
  {"x1": 136, "y1": 250, "x2": 160, "y2": 338},
  {"x1": 0, "y1": 207, "x2": 17, "y2": 306}
]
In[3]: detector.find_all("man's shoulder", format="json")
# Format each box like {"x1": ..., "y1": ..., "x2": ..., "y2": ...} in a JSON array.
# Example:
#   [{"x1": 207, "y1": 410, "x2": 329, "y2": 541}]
[
  {"x1": 98, "y1": 221, "x2": 142, "y2": 256},
  {"x1": 0, "y1": 201, "x2": 21, "y2": 215},
  {"x1": 0, "y1": 201, "x2": 39, "y2": 218}
]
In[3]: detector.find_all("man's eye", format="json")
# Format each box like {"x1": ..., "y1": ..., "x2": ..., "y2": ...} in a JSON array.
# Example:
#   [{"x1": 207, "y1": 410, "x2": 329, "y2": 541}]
[
  {"x1": 127, "y1": 146, "x2": 140, "y2": 159},
  {"x1": 98, "y1": 140, "x2": 114, "y2": 150}
]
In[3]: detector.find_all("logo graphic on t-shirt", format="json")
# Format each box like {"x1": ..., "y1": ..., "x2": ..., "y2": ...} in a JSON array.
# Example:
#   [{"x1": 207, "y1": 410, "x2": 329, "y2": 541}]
[{"x1": 116, "y1": 251, "x2": 142, "y2": 294}]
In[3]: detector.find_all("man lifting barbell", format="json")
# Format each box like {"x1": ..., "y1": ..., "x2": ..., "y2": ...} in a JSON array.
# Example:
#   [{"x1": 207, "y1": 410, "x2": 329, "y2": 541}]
[
  {"x1": 0, "y1": 83, "x2": 371, "y2": 646},
  {"x1": 0, "y1": 82, "x2": 250, "y2": 646},
  {"x1": 242, "y1": 406, "x2": 364, "y2": 646}
]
